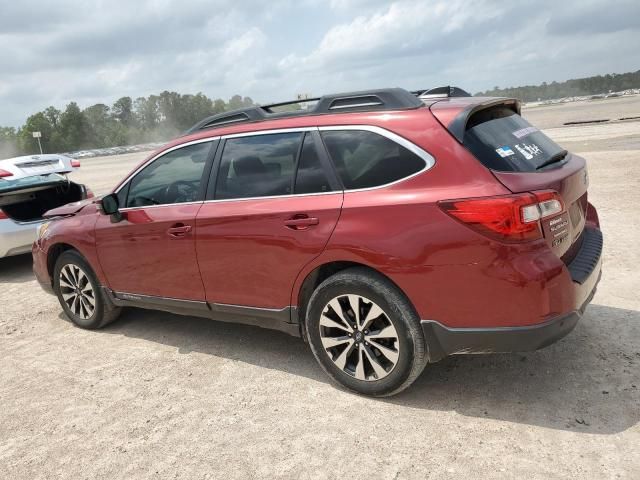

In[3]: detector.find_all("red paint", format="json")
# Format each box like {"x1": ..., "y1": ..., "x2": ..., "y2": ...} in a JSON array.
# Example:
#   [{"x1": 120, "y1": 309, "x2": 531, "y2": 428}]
[
  {"x1": 33, "y1": 98, "x2": 602, "y2": 332},
  {"x1": 94, "y1": 204, "x2": 205, "y2": 300},
  {"x1": 196, "y1": 193, "x2": 343, "y2": 307}
]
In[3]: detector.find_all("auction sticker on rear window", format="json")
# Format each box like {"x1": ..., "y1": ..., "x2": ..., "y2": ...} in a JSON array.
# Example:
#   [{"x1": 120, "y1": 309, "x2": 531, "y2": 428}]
[{"x1": 495, "y1": 146, "x2": 515, "y2": 158}]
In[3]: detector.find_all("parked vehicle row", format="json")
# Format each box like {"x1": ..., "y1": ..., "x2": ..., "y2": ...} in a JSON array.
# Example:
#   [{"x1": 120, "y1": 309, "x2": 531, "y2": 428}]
[
  {"x1": 30, "y1": 87, "x2": 602, "y2": 396},
  {"x1": 66, "y1": 142, "x2": 165, "y2": 159}
]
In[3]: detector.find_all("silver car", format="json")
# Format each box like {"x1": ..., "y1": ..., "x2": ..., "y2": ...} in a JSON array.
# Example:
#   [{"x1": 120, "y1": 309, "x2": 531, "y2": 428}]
[{"x1": 0, "y1": 154, "x2": 90, "y2": 258}]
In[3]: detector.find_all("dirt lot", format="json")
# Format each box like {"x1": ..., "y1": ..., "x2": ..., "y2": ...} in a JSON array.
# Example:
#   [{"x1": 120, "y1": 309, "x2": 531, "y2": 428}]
[{"x1": 1, "y1": 98, "x2": 639, "y2": 479}]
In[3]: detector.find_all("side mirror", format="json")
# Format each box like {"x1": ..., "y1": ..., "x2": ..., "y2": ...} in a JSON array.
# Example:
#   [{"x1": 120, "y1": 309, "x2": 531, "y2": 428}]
[
  {"x1": 100, "y1": 193, "x2": 119, "y2": 215},
  {"x1": 99, "y1": 193, "x2": 123, "y2": 222}
]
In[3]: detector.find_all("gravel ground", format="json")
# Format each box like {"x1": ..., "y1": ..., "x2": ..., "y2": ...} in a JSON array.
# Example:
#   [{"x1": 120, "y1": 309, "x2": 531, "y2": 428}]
[{"x1": 1, "y1": 98, "x2": 639, "y2": 479}]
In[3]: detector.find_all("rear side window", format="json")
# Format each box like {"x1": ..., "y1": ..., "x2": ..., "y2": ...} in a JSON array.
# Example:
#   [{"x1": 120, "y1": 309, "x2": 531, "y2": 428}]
[
  {"x1": 463, "y1": 106, "x2": 566, "y2": 172},
  {"x1": 215, "y1": 132, "x2": 302, "y2": 199},
  {"x1": 320, "y1": 130, "x2": 425, "y2": 189},
  {"x1": 295, "y1": 133, "x2": 332, "y2": 194}
]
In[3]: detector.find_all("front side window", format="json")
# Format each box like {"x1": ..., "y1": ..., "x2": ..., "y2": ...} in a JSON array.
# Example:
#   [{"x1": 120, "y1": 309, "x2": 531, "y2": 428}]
[
  {"x1": 320, "y1": 130, "x2": 426, "y2": 189},
  {"x1": 215, "y1": 132, "x2": 302, "y2": 199},
  {"x1": 125, "y1": 141, "x2": 212, "y2": 208}
]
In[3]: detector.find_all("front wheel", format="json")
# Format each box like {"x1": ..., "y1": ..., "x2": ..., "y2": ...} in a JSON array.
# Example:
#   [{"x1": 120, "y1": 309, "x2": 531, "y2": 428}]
[
  {"x1": 53, "y1": 250, "x2": 121, "y2": 329},
  {"x1": 306, "y1": 267, "x2": 427, "y2": 397}
]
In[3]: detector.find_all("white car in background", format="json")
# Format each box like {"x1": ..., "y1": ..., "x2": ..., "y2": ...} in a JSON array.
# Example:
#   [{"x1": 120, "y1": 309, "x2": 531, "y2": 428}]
[{"x1": 0, "y1": 154, "x2": 91, "y2": 258}]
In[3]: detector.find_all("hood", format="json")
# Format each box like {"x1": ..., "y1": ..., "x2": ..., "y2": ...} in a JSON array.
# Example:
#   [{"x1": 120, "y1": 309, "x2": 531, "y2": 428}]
[
  {"x1": 0, "y1": 154, "x2": 78, "y2": 180},
  {"x1": 43, "y1": 197, "x2": 97, "y2": 218}
]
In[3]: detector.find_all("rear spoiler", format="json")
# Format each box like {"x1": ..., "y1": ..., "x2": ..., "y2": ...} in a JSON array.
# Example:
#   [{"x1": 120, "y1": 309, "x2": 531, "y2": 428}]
[{"x1": 430, "y1": 97, "x2": 521, "y2": 143}]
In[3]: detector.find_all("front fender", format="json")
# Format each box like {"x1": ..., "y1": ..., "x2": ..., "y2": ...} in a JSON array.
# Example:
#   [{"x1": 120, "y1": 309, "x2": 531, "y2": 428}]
[{"x1": 39, "y1": 209, "x2": 106, "y2": 286}]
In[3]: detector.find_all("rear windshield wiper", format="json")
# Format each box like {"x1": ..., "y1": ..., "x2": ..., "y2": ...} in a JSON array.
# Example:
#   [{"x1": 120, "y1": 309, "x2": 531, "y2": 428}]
[{"x1": 536, "y1": 150, "x2": 568, "y2": 170}]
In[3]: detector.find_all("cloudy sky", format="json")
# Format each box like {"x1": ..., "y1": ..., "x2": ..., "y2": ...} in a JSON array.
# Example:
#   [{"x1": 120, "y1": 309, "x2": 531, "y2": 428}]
[{"x1": 1, "y1": 0, "x2": 639, "y2": 126}]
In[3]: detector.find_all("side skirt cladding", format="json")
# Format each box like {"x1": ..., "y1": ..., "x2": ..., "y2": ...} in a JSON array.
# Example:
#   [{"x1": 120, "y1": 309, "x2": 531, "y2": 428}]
[{"x1": 103, "y1": 288, "x2": 301, "y2": 337}]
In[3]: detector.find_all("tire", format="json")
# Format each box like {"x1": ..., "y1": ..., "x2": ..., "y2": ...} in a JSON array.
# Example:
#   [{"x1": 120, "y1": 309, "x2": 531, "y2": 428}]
[
  {"x1": 306, "y1": 267, "x2": 427, "y2": 397},
  {"x1": 53, "y1": 250, "x2": 121, "y2": 329}
]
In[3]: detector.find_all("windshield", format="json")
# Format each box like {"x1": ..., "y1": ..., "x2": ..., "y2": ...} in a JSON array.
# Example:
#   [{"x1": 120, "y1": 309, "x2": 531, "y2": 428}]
[
  {"x1": 463, "y1": 106, "x2": 566, "y2": 172},
  {"x1": 0, "y1": 173, "x2": 68, "y2": 194}
]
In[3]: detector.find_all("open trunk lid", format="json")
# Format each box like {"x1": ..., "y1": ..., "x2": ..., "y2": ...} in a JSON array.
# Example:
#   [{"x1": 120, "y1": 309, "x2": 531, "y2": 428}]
[
  {"x1": 0, "y1": 154, "x2": 77, "y2": 180},
  {"x1": 0, "y1": 154, "x2": 86, "y2": 222},
  {"x1": 0, "y1": 154, "x2": 79, "y2": 197},
  {"x1": 0, "y1": 176, "x2": 88, "y2": 222},
  {"x1": 431, "y1": 98, "x2": 589, "y2": 263},
  {"x1": 0, "y1": 173, "x2": 73, "y2": 197}
]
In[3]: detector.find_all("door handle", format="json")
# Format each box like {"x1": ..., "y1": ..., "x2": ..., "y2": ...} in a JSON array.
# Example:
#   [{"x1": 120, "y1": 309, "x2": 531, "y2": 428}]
[
  {"x1": 284, "y1": 215, "x2": 319, "y2": 230},
  {"x1": 167, "y1": 224, "x2": 192, "y2": 238}
]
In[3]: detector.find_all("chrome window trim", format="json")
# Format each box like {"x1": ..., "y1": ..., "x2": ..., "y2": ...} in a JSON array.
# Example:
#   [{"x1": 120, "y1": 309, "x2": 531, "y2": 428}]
[
  {"x1": 114, "y1": 124, "x2": 436, "y2": 208},
  {"x1": 221, "y1": 126, "x2": 317, "y2": 140},
  {"x1": 201, "y1": 189, "x2": 341, "y2": 205},
  {"x1": 118, "y1": 200, "x2": 203, "y2": 212},
  {"x1": 318, "y1": 124, "x2": 435, "y2": 168}
]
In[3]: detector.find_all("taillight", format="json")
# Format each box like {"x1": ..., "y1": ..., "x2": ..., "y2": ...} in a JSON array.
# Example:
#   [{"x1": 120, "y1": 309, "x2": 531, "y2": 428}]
[
  {"x1": 0, "y1": 169, "x2": 13, "y2": 178},
  {"x1": 0, "y1": 209, "x2": 7, "y2": 220},
  {"x1": 438, "y1": 190, "x2": 564, "y2": 243},
  {"x1": 71, "y1": 159, "x2": 81, "y2": 168}
]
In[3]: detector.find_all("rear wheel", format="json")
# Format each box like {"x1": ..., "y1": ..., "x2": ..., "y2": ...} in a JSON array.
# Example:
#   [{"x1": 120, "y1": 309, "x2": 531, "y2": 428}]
[
  {"x1": 53, "y1": 250, "x2": 121, "y2": 329},
  {"x1": 306, "y1": 267, "x2": 427, "y2": 397}
]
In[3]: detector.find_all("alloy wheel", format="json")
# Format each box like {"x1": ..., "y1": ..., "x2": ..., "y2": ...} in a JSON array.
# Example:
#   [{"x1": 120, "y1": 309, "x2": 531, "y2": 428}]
[
  {"x1": 318, "y1": 294, "x2": 400, "y2": 381},
  {"x1": 59, "y1": 264, "x2": 96, "y2": 320}
]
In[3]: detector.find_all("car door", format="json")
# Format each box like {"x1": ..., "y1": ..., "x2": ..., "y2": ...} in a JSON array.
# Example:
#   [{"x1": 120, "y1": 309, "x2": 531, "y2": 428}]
[
  {"x1": 195, "y1": 129, "x2": 343, "y2": 310},
  {"x1": 95, "y1": 140, "x2": 216, "y2": 300}
]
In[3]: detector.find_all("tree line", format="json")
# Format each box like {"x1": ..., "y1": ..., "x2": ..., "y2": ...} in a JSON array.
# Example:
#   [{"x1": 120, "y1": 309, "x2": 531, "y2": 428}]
[
  {"x1": 3, "y1": 69, "x2": 640, "y2": 159},
  {"x1": 0, "y1": 92, "x2": 254, "y2": 159},
  {"x1": 476, "y1": 70, "x2": 640, "y2": 102}
]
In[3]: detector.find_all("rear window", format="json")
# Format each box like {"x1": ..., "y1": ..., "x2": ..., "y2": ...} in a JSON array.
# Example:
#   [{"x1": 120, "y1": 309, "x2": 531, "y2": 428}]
[{"x1": 463, "y1": 106, "x2": 565, "y2": 172}]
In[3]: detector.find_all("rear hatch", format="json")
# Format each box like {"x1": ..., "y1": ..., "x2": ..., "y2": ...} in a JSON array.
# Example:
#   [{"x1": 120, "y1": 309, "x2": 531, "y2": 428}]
[{"x1": 431, "y1": 99, "x2": 589, "y2": 264}]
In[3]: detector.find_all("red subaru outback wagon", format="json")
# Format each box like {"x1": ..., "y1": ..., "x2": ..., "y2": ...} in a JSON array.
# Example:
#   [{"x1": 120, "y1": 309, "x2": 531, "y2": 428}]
[{"x1": 33, "y1": 87, "x2": 603, "y2": 396}]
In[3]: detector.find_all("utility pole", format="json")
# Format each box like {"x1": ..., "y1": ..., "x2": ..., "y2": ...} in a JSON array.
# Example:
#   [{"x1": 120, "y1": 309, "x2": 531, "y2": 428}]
[{"x1": 32, "y1": 131, "x2": 43, "y2": 154}]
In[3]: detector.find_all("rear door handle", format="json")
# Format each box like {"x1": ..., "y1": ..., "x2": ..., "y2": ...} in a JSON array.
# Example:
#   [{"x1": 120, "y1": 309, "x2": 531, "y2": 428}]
[
  {"x1": 167, "y1": 224, "x2": 192, "y2": 238},
  {"x1": 284, "y1": 216, "x2": 319, "y2": 230}
]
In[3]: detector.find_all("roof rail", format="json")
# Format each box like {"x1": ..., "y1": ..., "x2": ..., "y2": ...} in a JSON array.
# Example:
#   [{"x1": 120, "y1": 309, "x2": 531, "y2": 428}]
[
  {"x1": 412, "y1": 86, "x2": 472, "y2": 99},
  {"x1": 185, "y1": 87, "x2": 424, "y2": 134}
]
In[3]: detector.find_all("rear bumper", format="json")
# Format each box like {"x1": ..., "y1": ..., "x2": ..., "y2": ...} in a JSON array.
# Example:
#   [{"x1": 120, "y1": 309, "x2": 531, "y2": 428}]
[
  {"x1": 423, "y1": 226, "x2": 603, "y2": 362},
  {"x1": 422, "y1": 288, "x2": 595, "y2": 362},
  {"x1": 0, "y1": 218, "x2": 43, "y2": 258}
]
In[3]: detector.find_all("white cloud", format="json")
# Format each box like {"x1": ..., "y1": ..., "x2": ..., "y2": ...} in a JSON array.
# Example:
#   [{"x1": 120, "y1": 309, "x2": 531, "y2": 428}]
[
  {"x1": 278, "y1": 1, "x2": 500, "y2": 76},
  {"x1": 221, "y1": 28, "x2": 267, "y2": 63}
]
